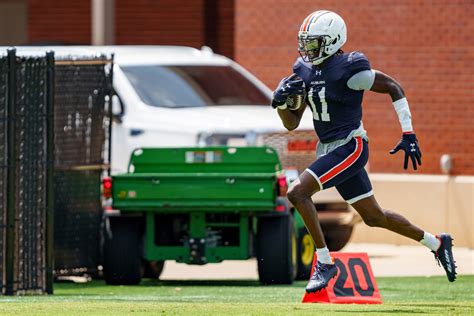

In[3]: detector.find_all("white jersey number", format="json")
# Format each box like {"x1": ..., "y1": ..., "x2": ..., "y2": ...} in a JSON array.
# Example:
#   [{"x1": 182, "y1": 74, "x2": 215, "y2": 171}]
[{"x1": 308, "y1": 87, "x2": 330, "y2": 122}]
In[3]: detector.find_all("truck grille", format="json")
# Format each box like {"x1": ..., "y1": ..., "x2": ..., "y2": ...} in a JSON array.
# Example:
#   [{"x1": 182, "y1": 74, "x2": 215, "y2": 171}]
[
  {"x1": 199, "y1": 129, "x2": 318, "y2": 173},
  {"x1": 261, "y1": 129, "x2": 318, "y2": 173}
]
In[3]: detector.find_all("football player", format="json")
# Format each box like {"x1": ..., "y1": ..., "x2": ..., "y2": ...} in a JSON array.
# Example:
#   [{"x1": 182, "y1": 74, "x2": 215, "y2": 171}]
[{"x1": 272, "y1": 10, "x2": 457, "y2": 293}]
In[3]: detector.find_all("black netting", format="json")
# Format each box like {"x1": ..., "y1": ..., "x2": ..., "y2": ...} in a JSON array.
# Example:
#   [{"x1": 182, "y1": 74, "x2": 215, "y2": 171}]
[
  {"x1": 0, "y1": 50, "x2": 54, "y2": 295},
  {"x1": 0, "y1": 57, "x2": 7, "y2": 294},
  {"x1": 53, "y1": 59, "x2": 112, "y2": 276},
  {"x1": 13, "y1": 57, "x2": 49, "y2": 293}
]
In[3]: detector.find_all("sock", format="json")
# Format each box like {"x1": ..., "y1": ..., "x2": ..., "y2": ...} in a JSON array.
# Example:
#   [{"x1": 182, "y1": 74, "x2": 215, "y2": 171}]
[
  {"x1": 420, "y1": 232, "x2": 441, "y2": 251},
  {"x1": 316, "y1": 246, "x2": 332, "y2": 264}
]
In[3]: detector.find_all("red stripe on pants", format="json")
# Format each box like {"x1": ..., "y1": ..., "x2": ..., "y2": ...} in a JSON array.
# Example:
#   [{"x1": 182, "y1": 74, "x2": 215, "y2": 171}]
[{"x1": 320, "y1": 137, "x2": 363, "y2": 184}]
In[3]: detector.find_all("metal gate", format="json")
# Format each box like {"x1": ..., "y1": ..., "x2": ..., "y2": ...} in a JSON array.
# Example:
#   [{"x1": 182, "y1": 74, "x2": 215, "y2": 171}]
[
  {"x1": 0, "y1": 50, "x2": 8, "y2": 294},
  {"x1": 0, "y1": 49, "x2": 55, "y2": 295}
]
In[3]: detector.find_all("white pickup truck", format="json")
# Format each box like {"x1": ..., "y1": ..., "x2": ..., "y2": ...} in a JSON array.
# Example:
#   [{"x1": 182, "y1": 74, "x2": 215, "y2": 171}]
[{"x1": 107, "y1": 45, "x2": 313, "y2": 174}]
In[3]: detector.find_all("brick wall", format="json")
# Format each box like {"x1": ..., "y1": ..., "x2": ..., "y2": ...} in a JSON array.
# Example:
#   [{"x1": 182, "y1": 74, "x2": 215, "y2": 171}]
[
  {"x1": 235, "y1": 0, "x2": 474, "y2": 175},
  {"x1": 115, "y1": 0, "x2": 205, "y2": 46},
  {"x1": 26, "y1": 0, "x2": 234, "y2": 57},
  {"x1": 28, "y1": 0, "x2": 91, "y2": 44},
  {"x1": 115, "y1": 0, "x2": 234, "y2": 57}
]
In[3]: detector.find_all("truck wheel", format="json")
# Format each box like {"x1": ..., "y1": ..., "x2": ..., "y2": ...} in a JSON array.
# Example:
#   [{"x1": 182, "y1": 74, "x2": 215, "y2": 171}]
[
  {"x1": 103, "y1": 217, "x2": 142, "y2": 285},
  {"x1": 257, "y1": 213, "x2": 296, "y2": 284},
  {"x1": 295, "y1": 227, "x2": 315, "y2": 280},
  {"x1": 142, "y1": 259, "x2": 165, "y2": 279},
  {"x1": 323, "y1": 224, "x2": 353, "y2": 251}
]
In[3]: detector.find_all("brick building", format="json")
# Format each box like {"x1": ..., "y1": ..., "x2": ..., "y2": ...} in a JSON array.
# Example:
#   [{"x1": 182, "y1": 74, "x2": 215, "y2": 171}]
[{"x1": 1, "y1": 0, "x2": 472, "y2": 175}]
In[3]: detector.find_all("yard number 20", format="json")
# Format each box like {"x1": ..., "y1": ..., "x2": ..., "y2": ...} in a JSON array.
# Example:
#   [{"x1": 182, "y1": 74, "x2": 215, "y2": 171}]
[{"x1": 333, "y1": 258, "x2": 375, "y2": 297}]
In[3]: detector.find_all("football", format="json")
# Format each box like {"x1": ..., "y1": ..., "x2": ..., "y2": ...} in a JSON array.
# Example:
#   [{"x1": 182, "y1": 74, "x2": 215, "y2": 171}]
[{"x1": 286, "y1": 94, "x2": 305, "y2": 111}]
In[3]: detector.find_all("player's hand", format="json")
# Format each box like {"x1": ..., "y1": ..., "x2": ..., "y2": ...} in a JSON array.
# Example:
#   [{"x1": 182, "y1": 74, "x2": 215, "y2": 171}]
[
  {"x1": 390, "y1": 133, "x2": 422, "y2": 170},
  {"x1": 271, "y1": 75, "x2": 305, "y2": 109}
]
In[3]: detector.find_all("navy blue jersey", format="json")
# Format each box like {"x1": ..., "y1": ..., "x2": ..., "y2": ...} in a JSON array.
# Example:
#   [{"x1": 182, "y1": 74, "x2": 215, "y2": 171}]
[{"x1": 293, "y1": 51, "x2": 371, "y2": 143}]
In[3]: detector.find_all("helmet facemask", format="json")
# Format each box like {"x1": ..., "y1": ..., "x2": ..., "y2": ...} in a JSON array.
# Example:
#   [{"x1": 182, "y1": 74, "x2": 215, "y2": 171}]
[{"x1": 298, "y1": 35, "x2": 333, "y2": 65}]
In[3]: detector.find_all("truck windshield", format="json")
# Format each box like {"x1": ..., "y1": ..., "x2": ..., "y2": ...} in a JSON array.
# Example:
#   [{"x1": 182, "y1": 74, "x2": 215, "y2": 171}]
[{"x1": 121, "y1": 65, "x2": 270, "y2": 108}]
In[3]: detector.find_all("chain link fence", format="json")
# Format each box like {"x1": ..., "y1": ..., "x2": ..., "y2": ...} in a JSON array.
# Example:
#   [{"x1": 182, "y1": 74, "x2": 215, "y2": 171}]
[
  {"x1": 0, "y1": 49, "x2": 54, "y2": 294},
  {"x1": 13, "y1": 54, "x2": 53, "y2": 294},
  {"x1": 0, "y1": 53, "x2": 7, "y2": 294},
  {"x1": 0, "y1": 48, "x2": 112, "y2": 295},
  {"x1": 53, "y1": 57, "x2": 112, "y2": 277}
]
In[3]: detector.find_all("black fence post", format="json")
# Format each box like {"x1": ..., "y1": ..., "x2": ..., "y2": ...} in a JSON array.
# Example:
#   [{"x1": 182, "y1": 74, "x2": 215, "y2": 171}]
[
  {"x1": 45, "y1": 51, "x2": 55, "y2": 294},
  {"x1": 5, "y1": 48, "x2": 16, "y2": 296},
  {"x1": 107, "y1": 54, "x2": 114, "y2": 176}
]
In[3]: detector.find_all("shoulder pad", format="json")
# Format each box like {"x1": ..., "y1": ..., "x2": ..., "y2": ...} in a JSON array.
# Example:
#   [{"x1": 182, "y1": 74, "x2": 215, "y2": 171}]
[
  {"x1": 347, "y1": 51, "x2": 368, "y2": 62},
  {"x1": 344, "y1": 51, "x2": 371, "y2": 78},
  {"x1": 347, "y1": 51, "x2": 370, "y2": 69}
]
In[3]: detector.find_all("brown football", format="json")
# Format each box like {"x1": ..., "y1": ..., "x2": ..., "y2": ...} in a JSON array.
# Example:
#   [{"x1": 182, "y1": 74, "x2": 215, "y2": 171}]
[{"x1": 286, "y1": 94, "x2": 305, "y2": 110}]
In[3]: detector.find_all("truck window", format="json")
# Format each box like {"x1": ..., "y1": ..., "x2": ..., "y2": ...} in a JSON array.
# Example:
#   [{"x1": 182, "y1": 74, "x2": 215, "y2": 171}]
[{"x1": 121, "y1": 65, "x2": 270, "y2": 108}]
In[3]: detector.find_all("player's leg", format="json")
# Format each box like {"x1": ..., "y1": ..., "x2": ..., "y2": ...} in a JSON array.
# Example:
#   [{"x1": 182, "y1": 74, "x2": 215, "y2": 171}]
[
  {"x1": 288, "y1": 136, "x2": 368, "y2": 292},
  {"x1": 337, "y1": 170, "x2": 457, "y2": 282},
  {"x1": 351, "y1": 195, "x2": 424, "y2": 241},
  {"x1": 287, "y1": 170, "x2": 337, "y2": 294},
  {"x1": 286, "y1": 171, "x2": 326, "y2": 249}
]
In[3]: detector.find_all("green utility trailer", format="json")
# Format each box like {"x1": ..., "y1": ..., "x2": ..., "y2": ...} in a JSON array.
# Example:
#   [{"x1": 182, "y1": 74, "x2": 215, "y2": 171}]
[{"x1": 102, "y1": 146, "x2": 313, "y2": 285}]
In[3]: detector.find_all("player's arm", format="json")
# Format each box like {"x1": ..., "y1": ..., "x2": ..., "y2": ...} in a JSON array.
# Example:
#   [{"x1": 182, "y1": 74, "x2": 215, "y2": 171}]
[
  {"x1": 370, "y1": 70, "x2": 405, "y2": 102},
  {"x1": 347, "y1": 69, "x2": 422, "y2": 170},
  {"x1": 277, "y1": 102, "x2": 307, "y2": 131},
  {"x1": 271, "y1": 75, "x2": 307, "y2": 131},
  {"x1": 371, "y1": 70, "x2": 422, "y2": 170}
]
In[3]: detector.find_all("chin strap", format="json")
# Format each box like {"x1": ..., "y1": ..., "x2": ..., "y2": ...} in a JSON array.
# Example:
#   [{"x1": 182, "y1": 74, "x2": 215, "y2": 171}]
[{"x1": 311, "y1": 53, "x2": 331, "y2": 65}]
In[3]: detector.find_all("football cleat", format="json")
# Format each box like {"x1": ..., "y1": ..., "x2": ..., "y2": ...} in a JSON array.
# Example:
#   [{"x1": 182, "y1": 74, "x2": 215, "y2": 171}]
[
  {"x1": 433, "y1": 233, "x2": 457, "y2": 282},
  {"x1": 305, "y1": 261, "x2": 338, "y2": 293}
]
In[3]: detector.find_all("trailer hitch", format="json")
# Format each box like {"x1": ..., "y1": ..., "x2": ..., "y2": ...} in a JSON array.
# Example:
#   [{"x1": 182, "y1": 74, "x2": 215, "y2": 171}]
[{"x1": 188, "y1": 238, "x2": 206, "y2": 265}]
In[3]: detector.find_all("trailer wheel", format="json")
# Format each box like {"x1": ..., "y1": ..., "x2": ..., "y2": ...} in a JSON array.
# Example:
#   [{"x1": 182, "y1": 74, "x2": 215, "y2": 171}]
[
  {"x1": 142, "y1": 259, "x2": 165, "y2": 279},
  {"x1": 103, "y1": 217, "x2": 142, "y2": 285},
  {"x1": 295, "y1": 227, "x2": 315, "y2": 280},
  {"x1": 323, "y1": 224, "x2": 353, "y2": 251},
  {"x1": 257, "y1": 213, "x2": 296, "y2": 284}
]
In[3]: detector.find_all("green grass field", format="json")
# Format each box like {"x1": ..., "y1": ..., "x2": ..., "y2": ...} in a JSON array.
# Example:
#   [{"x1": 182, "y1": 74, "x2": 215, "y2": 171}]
[{"x1": 0, "y1": 276, "x2": 472, "y2": 315}]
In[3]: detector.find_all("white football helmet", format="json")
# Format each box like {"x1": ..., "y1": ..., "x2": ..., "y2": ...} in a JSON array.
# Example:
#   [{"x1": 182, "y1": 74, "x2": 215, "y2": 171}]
[{"x1": 298, "y1": 10, "x2": 347, "y2": 65}]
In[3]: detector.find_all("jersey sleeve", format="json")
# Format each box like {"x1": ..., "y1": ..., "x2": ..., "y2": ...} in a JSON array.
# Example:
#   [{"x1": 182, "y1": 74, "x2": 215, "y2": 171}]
[{"x1": 347, "y1": 69, "x2": 376, "y2": 91}]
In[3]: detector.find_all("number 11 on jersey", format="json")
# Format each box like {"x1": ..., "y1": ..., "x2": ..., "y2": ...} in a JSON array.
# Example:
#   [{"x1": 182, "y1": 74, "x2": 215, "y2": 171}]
[{"x1": 308, "y1": 87, "x2": 331, "y2": 122}]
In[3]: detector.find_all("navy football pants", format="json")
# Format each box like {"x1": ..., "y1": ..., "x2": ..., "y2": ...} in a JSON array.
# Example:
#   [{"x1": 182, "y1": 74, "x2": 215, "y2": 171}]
[{"x1": 305, "y1": 137, "x2": 374, "y2": 204}]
